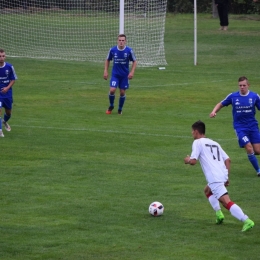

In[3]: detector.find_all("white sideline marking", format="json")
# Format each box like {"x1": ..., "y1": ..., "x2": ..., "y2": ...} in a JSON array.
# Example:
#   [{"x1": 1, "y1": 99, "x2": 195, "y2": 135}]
[
  {"x1": 13, "y1": 124, "x2": 185, "y2": 137},
  {"x1": 11, "y1": 124, "x2": 236, "y2": 141},
  {"x1": 17, "y1": 77, "x2": 260, "y2": 89},
  {"x1": 15, "y1": 78, "x2": 229, "y2": 89}
]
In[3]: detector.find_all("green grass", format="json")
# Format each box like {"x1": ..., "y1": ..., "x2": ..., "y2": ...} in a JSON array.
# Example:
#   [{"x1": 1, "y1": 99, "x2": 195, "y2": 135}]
[{"x1": 1, "y1": 14, "x2": 260, "y2": 259}]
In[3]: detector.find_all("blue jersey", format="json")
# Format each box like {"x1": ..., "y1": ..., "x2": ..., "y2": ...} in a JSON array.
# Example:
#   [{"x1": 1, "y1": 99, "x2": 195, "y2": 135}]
[
  {"x1": 221, "y1": 91, "x2": 260, "y2": 130},
  {"x1": 0, "y1": 62, "x2": 18, "y2": 98},
  {"x1": 106, "y1": 46, "x2": 136, "y2": 77}
]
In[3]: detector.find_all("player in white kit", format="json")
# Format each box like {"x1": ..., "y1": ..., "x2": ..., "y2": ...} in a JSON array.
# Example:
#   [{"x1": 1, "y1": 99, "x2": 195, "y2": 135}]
[{"x1": 184, "y1": 120, "x2": 254, "y2": 232}]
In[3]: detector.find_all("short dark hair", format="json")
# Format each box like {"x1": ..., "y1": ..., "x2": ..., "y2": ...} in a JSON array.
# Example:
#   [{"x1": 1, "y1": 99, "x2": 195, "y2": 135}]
[
  {"x1": 0, "y1": 49, "x2": 5, "y2": 53},
  {"x1": 192, "y1": 120, "x2": 205, "y2": 134},
  {"x1": 238, "y1": 76, "x2": 248, "y2": 82},
  {"x1": 118, "y1": 34, "x2": 126, "y2": 40}
]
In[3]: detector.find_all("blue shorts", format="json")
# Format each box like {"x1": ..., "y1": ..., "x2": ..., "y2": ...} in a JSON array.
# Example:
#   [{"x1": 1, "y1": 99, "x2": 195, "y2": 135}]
[
  {"x1": 0, "y1": 97, "x2": 13, "y2": 110},
  {"x1": 235, "y1": 129, "x2": 260, "y2": 148},
  {"x1": 110, "y1": 76, "x2": 129, "y2": 90}
]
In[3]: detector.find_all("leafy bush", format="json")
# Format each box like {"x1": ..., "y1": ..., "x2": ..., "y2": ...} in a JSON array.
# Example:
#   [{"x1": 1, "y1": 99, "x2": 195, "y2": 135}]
[{"x1": 167, "y1": 0, "x2": 260, "y2": 14}]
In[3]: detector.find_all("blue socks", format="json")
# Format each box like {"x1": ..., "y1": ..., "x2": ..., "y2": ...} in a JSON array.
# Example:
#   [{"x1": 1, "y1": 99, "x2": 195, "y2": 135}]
[
  {"x1": 4, "y1": 113, "x2": 10, "y2": 123},
  {"x1": 108, "y1": 94, "x2": 126, "y2": 111},
  {"x1": 119, "y1": 95, "x2": 126, "y2": 111},
  {"x1": 248, "y1": 153, "x2": 260, "y2": 172},
  {"x1": 109, "y1": 94, "x2": 115, "y2": 107}
]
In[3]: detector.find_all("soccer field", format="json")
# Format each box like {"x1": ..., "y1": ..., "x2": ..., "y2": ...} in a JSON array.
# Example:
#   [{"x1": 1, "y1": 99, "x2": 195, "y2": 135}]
[{"x1": 1, "y1": 14, "x2": 260, "y2": 260}]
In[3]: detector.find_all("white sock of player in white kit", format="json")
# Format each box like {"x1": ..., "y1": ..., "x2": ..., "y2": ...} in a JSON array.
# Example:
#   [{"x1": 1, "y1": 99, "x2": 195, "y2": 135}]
[
  {"x1": 207, "y1": 194, "x2": 221, "y2": 211},
  {"x1": 227, "y1": 202, "x2": 248, "y2": 222}
]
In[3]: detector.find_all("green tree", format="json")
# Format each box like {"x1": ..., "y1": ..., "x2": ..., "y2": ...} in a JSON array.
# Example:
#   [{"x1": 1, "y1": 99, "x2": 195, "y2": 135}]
[{"x1": 167, "y1": 0, "x2": 260, "y2": 14}]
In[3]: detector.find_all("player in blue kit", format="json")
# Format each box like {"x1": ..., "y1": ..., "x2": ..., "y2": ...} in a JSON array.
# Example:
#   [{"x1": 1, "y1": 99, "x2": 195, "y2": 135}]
[
  {"x1": 103, "y1": 34, "x2": 137, "y2": 115},
  {"x1": 210, "y1": 76, "x2": 260, "y2": 176},
  {"x1": 0, "y1": 49, "x2": 18, "y2": 137}
]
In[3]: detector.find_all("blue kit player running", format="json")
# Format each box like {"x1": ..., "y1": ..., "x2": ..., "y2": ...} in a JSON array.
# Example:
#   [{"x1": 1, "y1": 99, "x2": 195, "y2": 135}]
[
  {"x1": 103, "y1": 34, "x2": 137, "y2": 115},
  {"x1": 0, "y1": 48, "x2": 18, "y2": 137},
  {"x1": 210, "y1": 76, "x2": 260, "y2": 176}
]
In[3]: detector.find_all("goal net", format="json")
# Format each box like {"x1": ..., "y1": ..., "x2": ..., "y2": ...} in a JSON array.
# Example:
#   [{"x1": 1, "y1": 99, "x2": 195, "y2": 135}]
[{"x1": 0, "y1": 0, "x2": 167, "y2": 67}]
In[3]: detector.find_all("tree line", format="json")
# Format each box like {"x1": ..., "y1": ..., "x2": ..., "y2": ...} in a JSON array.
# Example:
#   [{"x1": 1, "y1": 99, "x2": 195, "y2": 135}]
[
  {"x1": 1, "y1": 0, "x2": 260, "y2": 14},
  {"x1": 167, "y1": 0, "x2": 260, "y2": 14}
]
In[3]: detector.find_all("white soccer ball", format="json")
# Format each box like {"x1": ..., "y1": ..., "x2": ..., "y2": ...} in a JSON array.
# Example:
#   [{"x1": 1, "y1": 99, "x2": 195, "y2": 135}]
[{"x1": 149, "y1": 201, "x2": 164, "y2": 216}]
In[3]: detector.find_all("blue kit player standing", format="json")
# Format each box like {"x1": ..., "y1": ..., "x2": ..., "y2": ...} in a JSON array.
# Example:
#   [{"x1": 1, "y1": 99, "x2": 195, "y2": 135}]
[
  {"x1": 0, "y1": 48, "x2": 18, "y2": 137},
  {"x1": 103, "y1": 34, "x2": 137, "y2": 115},
  {"x1": 210, "y1": 76, "x2": 260, "y2": 176}
]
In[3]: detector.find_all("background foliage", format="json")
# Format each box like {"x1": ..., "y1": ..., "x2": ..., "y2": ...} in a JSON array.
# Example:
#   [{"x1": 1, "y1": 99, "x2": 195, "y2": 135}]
[
  {"x1": 167, "y1": 0, "x2": 260, "y2": 14},
  {"x1": 1, "y1": 0, "x2": 260, "y2": 14}
]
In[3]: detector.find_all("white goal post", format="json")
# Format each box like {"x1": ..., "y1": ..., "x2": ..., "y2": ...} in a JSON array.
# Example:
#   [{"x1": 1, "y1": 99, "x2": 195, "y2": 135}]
[{"x1": 0, "y1": 0, "x2": 167, "y2": 67}]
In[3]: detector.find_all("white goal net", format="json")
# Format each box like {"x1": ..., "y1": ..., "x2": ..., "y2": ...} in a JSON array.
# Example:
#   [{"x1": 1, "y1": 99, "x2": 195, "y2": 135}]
[{"x1": 0, "y1": 0, "x2": 167, "y2": 67}]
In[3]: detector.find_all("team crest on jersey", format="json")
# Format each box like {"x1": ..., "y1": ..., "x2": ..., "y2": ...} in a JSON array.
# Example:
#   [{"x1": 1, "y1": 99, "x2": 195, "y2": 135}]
[
  {"x1": 249, "y1": 98, "x2": 253, "y2": 105},
  {"x1": 124, "y1": 53, "x2": 127, "y2": 58},
  {"x1": 5, "y1": 70, "x2": 9, "y2": 76},
  {"x1": 114, "y1": 53, "x2": 118, "y2": 58}
]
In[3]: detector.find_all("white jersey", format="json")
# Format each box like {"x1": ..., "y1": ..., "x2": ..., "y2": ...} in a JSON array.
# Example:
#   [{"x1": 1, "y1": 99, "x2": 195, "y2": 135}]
[{"x1": 190, "y1": 138, "x2": 229, "y2": 184}]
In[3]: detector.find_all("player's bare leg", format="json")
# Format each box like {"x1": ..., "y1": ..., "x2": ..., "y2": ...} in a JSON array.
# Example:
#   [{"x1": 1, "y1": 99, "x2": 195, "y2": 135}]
[{"x1": 252, "y1": 143, "x2": 260, "y2": 155}]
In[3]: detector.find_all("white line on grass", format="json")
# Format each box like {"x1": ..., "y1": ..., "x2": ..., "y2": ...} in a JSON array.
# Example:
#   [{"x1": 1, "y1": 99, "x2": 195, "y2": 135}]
[
  {"x1": 19, "y1": 78, "x2": 228, "y2": 89},
  {"x1": 12, "y1": 124, "x2": 236, "y2": 141},
  {"x1": 18, "y1": 77, "x2": 260, "y2": 89}
]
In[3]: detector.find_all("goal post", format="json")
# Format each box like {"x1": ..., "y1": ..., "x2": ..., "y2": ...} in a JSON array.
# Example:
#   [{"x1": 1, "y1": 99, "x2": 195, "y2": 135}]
[
  {"x1": 0, "y1": 0, "x2": 167, "y2": 67},
  {"x1": 120, "y1": 0, "x2": 125, "y2": 34}
]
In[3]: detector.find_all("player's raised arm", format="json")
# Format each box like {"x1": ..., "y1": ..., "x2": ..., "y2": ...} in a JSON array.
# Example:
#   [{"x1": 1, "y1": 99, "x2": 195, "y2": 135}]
[{"x1": 210, "y1": 103, "x2": 224, "y2": 118}]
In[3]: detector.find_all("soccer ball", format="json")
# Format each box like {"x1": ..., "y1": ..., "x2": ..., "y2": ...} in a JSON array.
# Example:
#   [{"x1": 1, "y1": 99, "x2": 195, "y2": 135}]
[{"x1": 149, "y1": 201, "x2": 164, "y2": 216}]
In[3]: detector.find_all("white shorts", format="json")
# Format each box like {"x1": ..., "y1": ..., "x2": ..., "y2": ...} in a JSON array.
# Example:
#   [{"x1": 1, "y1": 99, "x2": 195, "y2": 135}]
[{"x1": 208, "y1": 182, "x2": 228, "y2": 200}]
